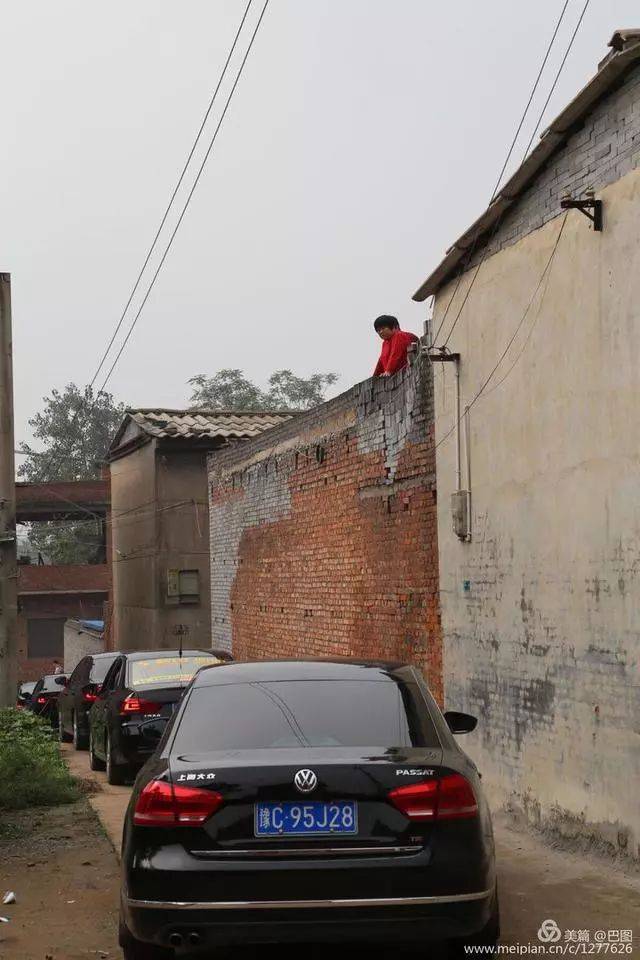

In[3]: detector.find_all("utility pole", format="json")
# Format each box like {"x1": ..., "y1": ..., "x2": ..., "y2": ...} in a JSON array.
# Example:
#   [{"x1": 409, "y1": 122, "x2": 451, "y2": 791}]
[{"x1": 0, "y1": 274, "x2": 17, "y2": 706}]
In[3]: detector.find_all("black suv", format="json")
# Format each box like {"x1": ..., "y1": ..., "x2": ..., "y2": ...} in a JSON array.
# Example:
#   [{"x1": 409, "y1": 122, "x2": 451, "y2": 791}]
[{"x1": 58, "y1": 652, "x2": 120, "y2": 750}]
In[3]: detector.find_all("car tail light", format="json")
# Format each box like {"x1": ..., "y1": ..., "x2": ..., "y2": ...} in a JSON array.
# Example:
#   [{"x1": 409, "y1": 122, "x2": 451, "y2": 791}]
[
  {"x1": 388, "y1": 774, "x2": 478, "y2": 821},
  {"x1": 120, "y1": 694, "x2": 161, "y2": 715},
  {"x1": 133, "y1": 779, "x2": 223, "y2": 827},
  {"x1": 36, "y1": 696, "x2": 47, "y2": 705},
  {"x1": 82, "y1": 686, "x2": 101, "y2": 703}
]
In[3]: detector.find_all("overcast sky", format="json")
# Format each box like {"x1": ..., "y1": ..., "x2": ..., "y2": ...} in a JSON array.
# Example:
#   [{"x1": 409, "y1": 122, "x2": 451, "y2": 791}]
[{"x1": 1, "y1": 0, "x2": 637, "y2": 448}]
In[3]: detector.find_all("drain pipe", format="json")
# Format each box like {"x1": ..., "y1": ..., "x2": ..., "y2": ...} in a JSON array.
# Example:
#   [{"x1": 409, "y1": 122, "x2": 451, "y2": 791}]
[
  {"x1": 463, "y1": 404, "x2": 472, "y2": 541},
  {"x1": 454, "y1": 358, "x2": 461, "y2": 495}
]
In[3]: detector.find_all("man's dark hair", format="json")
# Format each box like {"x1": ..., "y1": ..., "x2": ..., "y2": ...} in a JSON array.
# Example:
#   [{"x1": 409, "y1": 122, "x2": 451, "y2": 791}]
[{"x1": 373, "y1": 315, "x2": 400, "y2": 332}]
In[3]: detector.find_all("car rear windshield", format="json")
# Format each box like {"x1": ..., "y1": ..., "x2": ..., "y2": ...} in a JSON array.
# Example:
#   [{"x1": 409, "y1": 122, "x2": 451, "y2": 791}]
[
  {"x1": 174, "y1": 679, "x2": 440, "y2": 751},
  {"x1": 90, "y1": 657, "x2": 117, "y2": 683},
  {"x1": 128, "y1": 655, "x2": 218, "y2": 689},
  {"x1": 41, "y1": 675, "x2": 65, "y2": 692}
]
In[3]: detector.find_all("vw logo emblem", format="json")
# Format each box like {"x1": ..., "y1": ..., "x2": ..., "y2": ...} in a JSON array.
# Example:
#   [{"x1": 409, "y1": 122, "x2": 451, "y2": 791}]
[{"x1": 294, "y1": 769, "x2": 318, "y2": 794}]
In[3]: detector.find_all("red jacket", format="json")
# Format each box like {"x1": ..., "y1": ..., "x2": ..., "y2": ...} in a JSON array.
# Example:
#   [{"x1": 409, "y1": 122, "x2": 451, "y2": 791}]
[{"x1": 373, "y1": 329, "x2": 419, "y2": 376}]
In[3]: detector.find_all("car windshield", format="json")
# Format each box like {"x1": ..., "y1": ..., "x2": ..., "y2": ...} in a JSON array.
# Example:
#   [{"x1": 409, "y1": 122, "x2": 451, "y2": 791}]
[
  {"x1": 90, "y1": 657, "x2": 117, "y2": 683},
  {"x1": 128, "y1": 655, "x2": 218, "y2": 689},
  {"x1": 173, "y1": 679, "x2": 440, "y2": 751}
]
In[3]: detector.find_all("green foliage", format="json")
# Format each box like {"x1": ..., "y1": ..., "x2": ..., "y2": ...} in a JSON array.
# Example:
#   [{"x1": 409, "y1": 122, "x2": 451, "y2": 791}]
[
  {"x1": 18, "y1": 382, "x2": 126, "y2": 483},
  {"x1": 188, "y1": 369, "x2": 339, "y2": 412},
  {"x1": 17, "y1": 382, "x2": 125, "y2": 565},
  {"x1": 0, "y1": 709, "x2": 79, "y2": 810}
]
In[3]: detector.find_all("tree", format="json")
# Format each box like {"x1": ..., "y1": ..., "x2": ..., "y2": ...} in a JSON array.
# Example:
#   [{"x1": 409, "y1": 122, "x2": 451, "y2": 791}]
[
  {"x1": 18, "y1": 383, "x2": 126, "y2": 482},
  {"x1": 17, "y1": 383, "x2": 126, "y2": 565},
  {"x1": 188, "y1": 369, "x2": 339, "y2": 411}
]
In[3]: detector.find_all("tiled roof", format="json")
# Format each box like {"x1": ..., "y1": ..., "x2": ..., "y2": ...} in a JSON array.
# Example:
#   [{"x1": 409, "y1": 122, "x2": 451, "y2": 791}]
[{"x1": 118, "y1": 408, "x2": 295, "y2": 444}]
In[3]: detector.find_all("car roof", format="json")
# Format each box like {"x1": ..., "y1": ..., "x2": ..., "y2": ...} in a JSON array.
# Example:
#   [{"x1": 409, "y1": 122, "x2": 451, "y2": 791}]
[
  {"x1": 123, "y1": 649, "x2": 218, "y2": 662},
  {"x1": 91, "y1": 652, "x2": 120, "y2": 660},
  {"x1": 193, "y1": 658, "x2": 413, "y2": 687}
]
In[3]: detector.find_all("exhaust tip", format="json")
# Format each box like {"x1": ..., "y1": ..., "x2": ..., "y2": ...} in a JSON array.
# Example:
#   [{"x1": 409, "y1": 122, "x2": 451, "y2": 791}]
[
  {"x1": 168, "y1": 932, "x2": 184, "y2": 947},
  {"x1": 188, "y1": 931, "x2": 202, "y2": 945}
]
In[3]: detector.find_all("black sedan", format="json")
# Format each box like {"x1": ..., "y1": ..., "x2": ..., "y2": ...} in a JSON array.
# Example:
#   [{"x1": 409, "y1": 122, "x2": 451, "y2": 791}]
[
  {"x1": 58, "y1": 651, "x2": 120, "y2": 749},
  {"x1": 88, "y1": 650, "x2": 222, "y2": 785},
  {"x1": 26, "y1": 673, "x2": 68, "y2": 726},
  {"x1": 119, "y1": 659, "x2": 499, "y2": 959}
]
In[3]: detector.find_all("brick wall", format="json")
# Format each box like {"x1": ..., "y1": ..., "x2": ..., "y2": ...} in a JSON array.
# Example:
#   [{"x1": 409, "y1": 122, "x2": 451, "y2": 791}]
[{"x1": 208, "y1": 352, "x2": 442, "y2": 698}]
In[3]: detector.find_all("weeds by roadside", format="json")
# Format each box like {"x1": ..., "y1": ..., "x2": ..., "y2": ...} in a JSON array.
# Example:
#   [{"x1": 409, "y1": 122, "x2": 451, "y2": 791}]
[{"x1": 0, "y1": 708, "x2": 79, "y2": 809}]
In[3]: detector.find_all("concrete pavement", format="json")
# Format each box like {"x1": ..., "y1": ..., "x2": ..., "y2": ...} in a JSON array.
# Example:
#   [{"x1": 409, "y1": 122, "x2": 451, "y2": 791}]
[{"x1": 62, "y1": 744, "x2": 640, "y2": 951}]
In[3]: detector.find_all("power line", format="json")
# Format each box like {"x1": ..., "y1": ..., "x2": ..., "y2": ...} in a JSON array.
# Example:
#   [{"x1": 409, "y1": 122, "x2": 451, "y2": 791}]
[
  {"x1": 520, "y1": 0, "x2": 592, "y2": 163},
  {"x1": 88, "y1": 0, "x2": 255, "y2": 390},
  {"x1": 430, "y1": 0, "x2": 572, "y2": 347},
  {"x1": 437, "y1": 0, "x2": 590, "y2": 352},
  {"x1": 98, "y1": 0, "x2": 271, "y2": 394},
  {"x1": 16, "y1": 1, "x2": 269, "y2": 512}
]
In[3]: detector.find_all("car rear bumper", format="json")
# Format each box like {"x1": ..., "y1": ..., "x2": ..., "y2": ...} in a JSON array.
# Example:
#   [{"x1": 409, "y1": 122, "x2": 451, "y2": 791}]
[{"x1": 123, "y1": 889, "x2": 494, "y2": 950}]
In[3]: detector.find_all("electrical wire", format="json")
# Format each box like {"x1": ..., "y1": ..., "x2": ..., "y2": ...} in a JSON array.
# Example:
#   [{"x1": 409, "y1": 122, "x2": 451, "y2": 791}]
[
  {"x1": 430, "y1": 0, "x2": 572, "y2": 347},
  {"x1": 434, "y1": 213, "x2": 568, "y2": 455},
  {"x1": 16, "y1": 1, "x2": 269, "y2": 508},
  {"x1": 520, "y1": 0, "x2": 592, "y2": 163},
  {"x1": 88, "y1": 0, "x2": 255, "y2": 389},
  {"x1": 438, "y1": 0, "x2": 588, "y2": 352},
  {"x1": 98, "y1": 0, "x2": 271, "y2": 395}
]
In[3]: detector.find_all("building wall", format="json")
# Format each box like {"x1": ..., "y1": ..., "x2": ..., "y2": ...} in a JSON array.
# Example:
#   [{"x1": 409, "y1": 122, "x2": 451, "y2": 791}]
[
  {"x1": 110, "y1": 441, "x2": 212, "y2": 652},
  {"x1": 431, "y1": 167, "x2": 640, "y2": 857},
  {"x1": 156, "y1": 448, "x2": 211, "y2": 650},
  {"x1": 208, "y1": 355, "x2": 442, "y2": 698},
  {"x1": 63, "y1": 622, "x2": 104, "y2": 674},
  {"x1": 110, "y1": 440, "x2": 159, "y2": 650}
]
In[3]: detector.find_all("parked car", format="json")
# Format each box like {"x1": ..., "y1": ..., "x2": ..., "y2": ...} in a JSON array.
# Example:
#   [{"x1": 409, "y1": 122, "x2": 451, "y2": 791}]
[
  {"x1": 119, "y1": 658, "x2": 499, "y2": 959},
  {"x1": 58, "y1": 651, "x2": 121, "y2": 750},
  {"x1": 16, "y1": 680, "x2": 37, "y2": 709},
  {"x1": 25, "y1": 673, "x2": 68, "y2": 727},
  {"x1": 89, "y1": 649, "x2": 222, "y2": 785}
]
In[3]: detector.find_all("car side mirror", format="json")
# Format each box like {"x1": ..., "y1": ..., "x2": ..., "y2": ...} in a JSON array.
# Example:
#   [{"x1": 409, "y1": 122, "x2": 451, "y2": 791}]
[
  {"x1": 444, "y1": 711, "x2": 478, "y2": 734},
  {"x1": 140, "y1": 718, "x2": 168, "y2": 744}
]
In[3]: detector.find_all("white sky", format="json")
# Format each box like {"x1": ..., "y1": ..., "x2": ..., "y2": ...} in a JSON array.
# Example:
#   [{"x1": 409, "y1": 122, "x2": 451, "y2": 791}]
[{"x1": 1, "y1": 0, "x2": 637, "y2": 447}]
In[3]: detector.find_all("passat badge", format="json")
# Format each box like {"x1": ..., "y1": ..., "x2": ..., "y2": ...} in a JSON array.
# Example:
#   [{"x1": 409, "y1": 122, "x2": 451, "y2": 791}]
[{"x1": 294, "y1": 769, "x2": 318, "y2": 793}]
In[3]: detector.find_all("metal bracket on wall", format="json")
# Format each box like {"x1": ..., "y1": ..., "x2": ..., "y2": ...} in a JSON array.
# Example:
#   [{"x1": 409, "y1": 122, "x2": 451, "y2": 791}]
[{"x1": 560, "y1": 194, "x2": 603, "y2": 231}]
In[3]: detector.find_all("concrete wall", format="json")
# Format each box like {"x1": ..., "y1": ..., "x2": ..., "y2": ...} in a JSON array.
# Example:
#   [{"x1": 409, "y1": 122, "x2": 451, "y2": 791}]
[
  {"x1": 110, "y1": 441, "x2": 212, "y2": 652},
  {"x1": 431, "y1": 168, "x2": 640, "y2": 858},
  {"x1": 208, "y1": 354, "x2": 442, "y2": 698},
  {"x1": 156, "y1": 448, "x2": 211, "y2": 650},
  {"x1": 110, "y1": 440, "x2": 158, "y2": 650},
  {"x1": 63, "y1": 622, "x2": 104, "y2": 674}
]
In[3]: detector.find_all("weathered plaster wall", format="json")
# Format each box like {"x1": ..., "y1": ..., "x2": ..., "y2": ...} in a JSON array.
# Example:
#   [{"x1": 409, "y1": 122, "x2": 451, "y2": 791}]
[
  {"x1": 432, "y1": 169, "x2": 640, "y2": 856},
  {"x1": 208, "y1": 355, "x2": 442, "y2": 697}
]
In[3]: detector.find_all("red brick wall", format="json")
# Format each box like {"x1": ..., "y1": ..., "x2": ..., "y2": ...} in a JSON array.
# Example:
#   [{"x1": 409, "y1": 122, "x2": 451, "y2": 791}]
[
  {"x1": 18, "y1": 563, "x2": 111, "y2": 593},
  {"x1": 209, "y1": 354, "x2": 442, "y2": 700}
]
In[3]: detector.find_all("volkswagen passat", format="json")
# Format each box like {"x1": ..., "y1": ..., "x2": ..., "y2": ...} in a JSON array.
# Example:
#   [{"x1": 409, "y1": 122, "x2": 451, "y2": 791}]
[{"x1": 119, "y1": 659, "x2": 499, "y2": 958}]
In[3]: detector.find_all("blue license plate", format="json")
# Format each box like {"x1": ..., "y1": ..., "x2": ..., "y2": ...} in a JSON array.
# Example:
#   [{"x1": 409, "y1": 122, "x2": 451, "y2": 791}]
[{"x1": 255, "y1": 800, "x2": 358, "y2": 837}]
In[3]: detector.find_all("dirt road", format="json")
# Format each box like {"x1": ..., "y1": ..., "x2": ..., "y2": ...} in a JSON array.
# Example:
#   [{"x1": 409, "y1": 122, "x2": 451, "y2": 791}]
[{"x1": 0, "y1": 802, "x2": 120, "y2": 960}]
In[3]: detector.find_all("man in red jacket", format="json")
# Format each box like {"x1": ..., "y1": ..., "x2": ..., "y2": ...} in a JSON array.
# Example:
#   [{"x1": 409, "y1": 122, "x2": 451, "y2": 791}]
[{"x1": 373, "y1": 315, "x2": 419, "y2": 377}]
